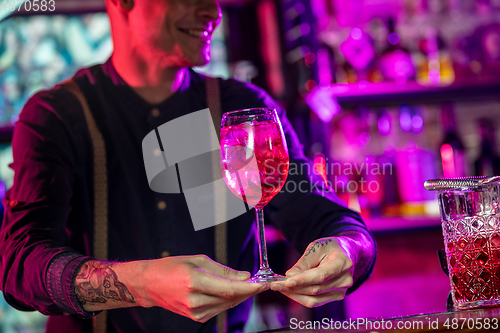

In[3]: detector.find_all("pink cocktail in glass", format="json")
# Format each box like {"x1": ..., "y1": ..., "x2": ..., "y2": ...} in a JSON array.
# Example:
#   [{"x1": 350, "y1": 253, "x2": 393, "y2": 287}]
[{"x1": 220, "y1": 108, "x2": 289, "y2": 282}]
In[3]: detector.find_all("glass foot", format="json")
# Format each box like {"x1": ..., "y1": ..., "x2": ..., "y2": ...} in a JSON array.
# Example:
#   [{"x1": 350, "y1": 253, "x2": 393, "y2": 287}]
[{"x1": 248, "y1": 268, "x2": 287, "y2": 283}]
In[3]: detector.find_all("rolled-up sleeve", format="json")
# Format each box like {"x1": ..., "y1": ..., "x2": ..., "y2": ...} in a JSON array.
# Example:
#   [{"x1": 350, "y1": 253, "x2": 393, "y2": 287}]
[{"x1": 0, "y1": 89, "x2": 94, "y2": 318}]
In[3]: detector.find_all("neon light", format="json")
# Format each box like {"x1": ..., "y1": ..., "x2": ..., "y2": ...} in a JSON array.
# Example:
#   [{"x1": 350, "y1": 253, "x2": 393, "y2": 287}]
[
  {"x1": 441, "y1": 143, "x2": 455, "y2": 178},
  {"x1": 314, "y1": 152, "x2": 330, "y2": 189}
]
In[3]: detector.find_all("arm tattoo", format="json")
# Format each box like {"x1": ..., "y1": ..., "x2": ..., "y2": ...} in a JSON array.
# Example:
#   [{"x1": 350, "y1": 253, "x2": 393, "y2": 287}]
[
  {"x1": 304, "y1": 239, "x2": 332, "y2": 257},
  {"x1": 75, "y1": 261, "x2": 136, "y2": 305}
]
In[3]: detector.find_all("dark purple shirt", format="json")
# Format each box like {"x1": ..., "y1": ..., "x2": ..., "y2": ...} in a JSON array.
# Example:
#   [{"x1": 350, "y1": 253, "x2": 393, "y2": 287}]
[{"x1": 0, "y1": 60, "x2": 375, "y2": 332}]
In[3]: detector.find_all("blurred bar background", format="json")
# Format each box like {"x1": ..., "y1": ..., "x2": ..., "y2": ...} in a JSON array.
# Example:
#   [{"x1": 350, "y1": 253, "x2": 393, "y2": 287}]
[{"x1": 1, "y1": 0, "x2": 500, "y2": 331}]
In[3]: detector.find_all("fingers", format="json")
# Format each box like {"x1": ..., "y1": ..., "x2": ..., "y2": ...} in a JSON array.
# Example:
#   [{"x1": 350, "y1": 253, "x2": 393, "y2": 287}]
[
  {"x1": 270, "y1": 272, "x2": 353, "y2": 295},
  {"x1": 285, "y1": 252, "x2": 316, "y2": 278},
  {"x1": 279, "y1": 289, "x2": 348, "y2": 308},
  {"x1": 193, "y1": 255, "x2": 251, "y2": 281},
  {"x1": 285, "y1": 238, "x2": 338, "y2": 277},
  {"x1": 191, "y1": 268, "x2": 269, "y2": 298},
  {"x1": 189, "y1": 295, "x2": 253, "y2": 323},
  {"x1": 181, "y1": 292, "x2": 250, "y2": 312},
  {"x1": 284, "y1": 260, "x2": 342, "y2": 288},
  {"x1": 284, "y1": 251, "x2": 353, "y2": 289}
]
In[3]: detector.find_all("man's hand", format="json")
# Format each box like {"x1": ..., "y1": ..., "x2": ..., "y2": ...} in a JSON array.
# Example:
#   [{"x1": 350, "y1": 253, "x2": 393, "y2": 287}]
[
  {"x1": 75, "y1": 255, "x2": 268, "y2": 323},
  {"x1": 140, "y1": 255, "x2": 268, "y2": 322},
  {"x1": 269, "y1": 236, "x2": 357, "y2": 308}
]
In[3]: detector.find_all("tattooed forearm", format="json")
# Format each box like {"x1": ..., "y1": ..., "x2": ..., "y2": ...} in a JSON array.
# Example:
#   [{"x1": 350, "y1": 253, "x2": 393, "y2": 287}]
[
  {"x1": 304, "y1": 239, "x2": 332, "y2": 256},
  {"x1": 74, "y1": 261, "x2": 136, "y2": 305}
]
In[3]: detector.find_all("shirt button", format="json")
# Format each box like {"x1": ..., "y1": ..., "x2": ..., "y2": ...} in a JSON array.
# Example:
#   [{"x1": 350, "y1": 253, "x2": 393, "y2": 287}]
[
  {"x1": 157, "y1": 201, "x2": 167, "y2": 210},
  {"x1": 151, "y1": 108, "x2": 160, "y2": 118},
  {"x1": 161, "y1": 250, "x2": 170, "y2": 258},
  {"x1": 153, "y1": 148, "x2": 162, "y2": 157}
]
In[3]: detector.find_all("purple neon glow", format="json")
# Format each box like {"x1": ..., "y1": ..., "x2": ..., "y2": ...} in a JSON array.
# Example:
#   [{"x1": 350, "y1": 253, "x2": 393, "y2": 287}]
[
  {"x1": 10, "y1": 114, "x2": 18, "y2": 126},
  {"x1": 399, "y1": 106, "x2": 412, "y2": 132},
  {"x1": 290, "y1": 2, "x2": 305, "y2": 18},
  {"x1": 317, "y1": 48, "x2": 332, "y2": 83},
  {"x1": 304, "y1": 86, "x2": 340, "y2": 123},
  {"x1": 384, "y1": 145, "x2": 396, "y2": 157},
  {"x1": 351, "y1": 27, "x2": 362, "y2": 40},
  {"x1": 299, "y1": 46, "x2": 310, "y2": 56},
  {"x1": 358, "y1": 194, "x2": 369, "y2": 209},
  {"x1": 0, "y1": 180, "x2": 5, "y2": 200},
  {"x1": 388, "y1": 32, "x2": 400, "y2": 45},
  {"x1": 405, "y1": 140, "x2": 417, "y2": 152},
  {"x1": 359, "y1": 132, "x2": 371, "y2": 145},
  {"x1": 300, "y1": 23, "x2": 311, "y2": 35},
  {"x1": 412, "y1": 114, "x2": 423, "y2": 134},
  {"x1": 319, "y1": 79, "x2": 331, "y2": 89},
  {"x1": 336, "y1": 174, "x2": 349, "y2": 189},
  {"x1": 378, "y1": 114, "x2": 391, "y2": 136},
  {"x1": 428, "y1": 69, "x2": 441, "y2": 84},
  {"x1": 365, "y1": 155, "x2": 376, "y2": 164}
]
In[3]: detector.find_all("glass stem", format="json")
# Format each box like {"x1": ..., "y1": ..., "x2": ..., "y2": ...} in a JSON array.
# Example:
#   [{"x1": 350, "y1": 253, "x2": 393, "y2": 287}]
[{"x1": 255, "y1": 208, "x2": 270, "y2": 271}]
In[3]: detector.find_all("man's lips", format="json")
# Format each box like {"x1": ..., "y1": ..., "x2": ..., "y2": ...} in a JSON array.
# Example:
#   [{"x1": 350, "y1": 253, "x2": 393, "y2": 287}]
[{"x1": 178, "y1": 28, "x2": 212, "y2": 43}]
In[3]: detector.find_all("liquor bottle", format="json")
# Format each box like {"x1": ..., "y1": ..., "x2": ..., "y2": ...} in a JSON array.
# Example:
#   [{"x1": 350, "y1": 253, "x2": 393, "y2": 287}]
[
  {"x1": 377, "y1": 17, "x2": 415, "y2": 84},
  {"x1": 440, "y1": 103, "x2": 467, "y2": 178},
  {"x1": 415, "y1": 25, "x2": 455, "y2": 85},
  {"x1": 395, "y1": 105, "x2": 437, "y2": 214},
  {"x1": 474, "y1": 118, "x2": 500, "y2": 176}
]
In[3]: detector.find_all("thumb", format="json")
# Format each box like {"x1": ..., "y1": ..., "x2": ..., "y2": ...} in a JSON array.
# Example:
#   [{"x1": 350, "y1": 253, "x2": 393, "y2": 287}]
[
  {"x1": 233, "y1": 270, "x2": 251, "y2": 281},
  {"x1": 200, "y1": 258, "x2": 251, "y2": 281},
  {"x1": 287, "y1": 241, "x2": 327, "y2": 277},
  {"x1": 216, "y1": 266, "x2": 251, "y2": 281},
  {"x1": 286, "y1": 255, "x2": 313, "y2": 277}
]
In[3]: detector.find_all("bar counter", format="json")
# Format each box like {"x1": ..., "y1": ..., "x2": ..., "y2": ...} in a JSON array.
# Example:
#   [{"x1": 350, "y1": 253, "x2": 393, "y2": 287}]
[{"x1": 261, "y1": 306, "x2": 500, "y2": 332}]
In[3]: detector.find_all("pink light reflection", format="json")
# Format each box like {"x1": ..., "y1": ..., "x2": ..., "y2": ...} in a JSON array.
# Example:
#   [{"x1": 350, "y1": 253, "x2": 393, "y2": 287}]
[
  {"x1": 428, "y1": 69, "x2": 441, "y2": 84},
  {"x1": 440, "y1": 143, "x2": 456, "y2": 178},
  {"x1": 351, "y1": 27, "x2": 362, "y2": 40},
  {"x1": 388, "y1": 32, "x2": 400, "y2": 45},
  {"x1": 305, "y1": 86, "x2": 341, "y2": 123}
]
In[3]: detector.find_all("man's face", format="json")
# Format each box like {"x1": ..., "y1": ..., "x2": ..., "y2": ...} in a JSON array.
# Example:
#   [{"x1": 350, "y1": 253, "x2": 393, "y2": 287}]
[{"x1": 131, "y1": 0, "x2": 222, "y2": 67}]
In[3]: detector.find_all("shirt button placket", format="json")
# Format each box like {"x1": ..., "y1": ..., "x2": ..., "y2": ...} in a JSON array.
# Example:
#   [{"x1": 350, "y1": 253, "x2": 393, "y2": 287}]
[
  {"x1": 151, "y1": 108, "x2": 160, "y2": 118},
  {"x1": 157, "y1": 200, "x2": 169, "y2": 258},
  {"x1": 157, "y1": 200, "x2": 167, "y2": 210}
]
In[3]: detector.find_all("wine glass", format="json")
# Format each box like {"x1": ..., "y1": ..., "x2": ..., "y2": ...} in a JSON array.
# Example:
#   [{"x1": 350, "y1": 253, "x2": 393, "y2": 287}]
[{"x1": 219, "y1": 108, "x2": 289, "y2": 283}]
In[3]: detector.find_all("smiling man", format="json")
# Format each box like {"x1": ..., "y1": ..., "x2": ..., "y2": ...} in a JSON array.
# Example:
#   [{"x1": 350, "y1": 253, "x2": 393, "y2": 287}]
[{"x1": 0, "y1": 0, "x2": 376, "y2": 332}]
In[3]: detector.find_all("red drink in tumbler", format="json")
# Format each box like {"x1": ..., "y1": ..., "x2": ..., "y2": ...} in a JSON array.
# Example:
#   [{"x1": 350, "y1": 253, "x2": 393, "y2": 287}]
[
  {"x1": 447, "y1": 233, "x2": 500, "y2": 305},
  {"x1": 220, "y1": 120, "x2": 289, "y2": 209}
]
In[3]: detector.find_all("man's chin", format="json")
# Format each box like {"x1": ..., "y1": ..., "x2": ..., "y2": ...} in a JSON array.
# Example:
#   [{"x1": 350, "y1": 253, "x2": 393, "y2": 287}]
[
  {"x1": 183, "y1": 47, "x2": 211, "y2": 67},
  {"x1": 190, "y1": 54, "x2": 211, "y2": 68}
]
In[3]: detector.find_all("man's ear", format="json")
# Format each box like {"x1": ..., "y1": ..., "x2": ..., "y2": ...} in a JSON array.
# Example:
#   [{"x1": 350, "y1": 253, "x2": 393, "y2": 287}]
[{"x1": 108, "y1": 0, "x2": 134, "y2": 12}]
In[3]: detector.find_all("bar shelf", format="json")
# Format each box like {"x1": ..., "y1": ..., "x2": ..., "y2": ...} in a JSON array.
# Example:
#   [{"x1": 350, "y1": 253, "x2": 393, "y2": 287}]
[{"x1": 328, "y1": 78, "x2": 500, "y2": 108}]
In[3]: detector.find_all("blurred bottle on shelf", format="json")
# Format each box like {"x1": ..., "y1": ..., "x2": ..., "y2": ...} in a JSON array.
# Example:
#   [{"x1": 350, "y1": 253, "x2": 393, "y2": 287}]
[
  {"x1": 375, "y1": 110, "x2": 400, "y2": 217},
  {"x1": 439, "y1": 103, "x2": 468, "y2": 178},
  {"x1": 377, "y1": 17, "x2": 415, "y2": 84},
  {"x1": 395, "y1": 105, "x2": 438, "y2": 216},
  {"x1": 414, "y1": 26, "x2": 455, "y2": 86},
  {"x1": 339, "y1": 27, "x2": 376, "y2": 83},
  {"x1": 474, "y1": 118, "x2": 500, "y2": 176},
  {"x1": 360, "y1": 154, "x2": 385, "y2": 219}
]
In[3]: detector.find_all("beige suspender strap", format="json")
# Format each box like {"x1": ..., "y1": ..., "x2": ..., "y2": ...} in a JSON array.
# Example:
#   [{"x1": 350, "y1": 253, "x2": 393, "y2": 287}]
[
  {"x1": 61, "y1": 80, "x2": 108, "y2": 333},
  {"x1": 206, "y1": 77, "x2": 228, "y2": 333}
]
